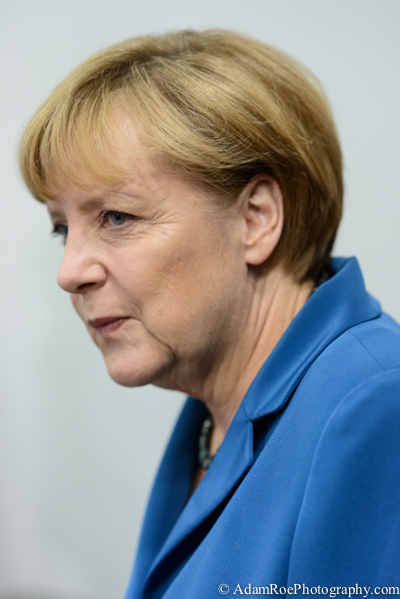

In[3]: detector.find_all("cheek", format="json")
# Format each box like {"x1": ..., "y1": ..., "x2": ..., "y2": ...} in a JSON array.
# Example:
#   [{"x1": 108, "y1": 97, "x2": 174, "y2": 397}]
[
  {"x1": 134, "y1": 231, "x2": 239, "y2": 330},
  {"x1": 121, "y1": 236, "x2": 196, "y2": 305}
]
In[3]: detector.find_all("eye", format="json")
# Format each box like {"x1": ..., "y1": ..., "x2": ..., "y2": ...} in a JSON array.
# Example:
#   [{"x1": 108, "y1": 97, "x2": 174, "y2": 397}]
[
  {"x1": 51, "y1": 223, "x2": 68, "y2": 242},
  {"x1": 102, "y1": 210, "x2": 135, "y2": 227}
]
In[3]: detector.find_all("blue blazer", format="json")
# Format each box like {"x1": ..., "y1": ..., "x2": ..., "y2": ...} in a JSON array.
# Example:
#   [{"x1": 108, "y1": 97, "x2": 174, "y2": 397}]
[{"x1": 125, "y1": 258, "x2": 400, "y2": 599}]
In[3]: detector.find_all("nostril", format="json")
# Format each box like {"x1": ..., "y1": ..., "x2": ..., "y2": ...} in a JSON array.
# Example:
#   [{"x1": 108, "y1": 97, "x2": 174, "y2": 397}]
[{"x1": 76, "y1": 281, "x2": 97, "y2": 292}]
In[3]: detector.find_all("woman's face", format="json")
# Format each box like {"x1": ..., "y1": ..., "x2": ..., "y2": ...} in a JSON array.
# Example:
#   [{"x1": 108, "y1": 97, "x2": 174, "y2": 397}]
[{"x1": 46, "y1": 154, "x2": 249, "y2": 393}]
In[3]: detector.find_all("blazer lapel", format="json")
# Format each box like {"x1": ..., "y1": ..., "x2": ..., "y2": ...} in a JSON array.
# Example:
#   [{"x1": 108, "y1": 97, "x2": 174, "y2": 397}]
[{"x1": 143, "y1": 402, "x2": 253, "y2": 592}]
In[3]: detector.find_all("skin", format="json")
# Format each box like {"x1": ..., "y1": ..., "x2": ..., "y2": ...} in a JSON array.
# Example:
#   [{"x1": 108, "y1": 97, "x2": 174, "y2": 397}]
[{"x1": 47, "y1": 150, "x2": 313, "y2": 487}]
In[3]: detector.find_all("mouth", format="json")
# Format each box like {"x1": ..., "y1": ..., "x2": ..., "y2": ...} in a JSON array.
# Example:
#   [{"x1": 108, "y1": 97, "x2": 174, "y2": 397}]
[{"x1": 88, "y1": 316, "x2": 129, "y2": 337}]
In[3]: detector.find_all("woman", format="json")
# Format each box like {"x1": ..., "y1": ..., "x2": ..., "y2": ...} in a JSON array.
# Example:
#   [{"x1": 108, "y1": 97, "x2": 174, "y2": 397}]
[{"x1": 19, "y1": 29, "x2": 400, "y2": 598}]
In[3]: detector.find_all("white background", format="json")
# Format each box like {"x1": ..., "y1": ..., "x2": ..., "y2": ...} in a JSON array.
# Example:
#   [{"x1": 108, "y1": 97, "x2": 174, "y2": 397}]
[{"x1": 1, "y1": 1, "x2": 399, "y2": 597}]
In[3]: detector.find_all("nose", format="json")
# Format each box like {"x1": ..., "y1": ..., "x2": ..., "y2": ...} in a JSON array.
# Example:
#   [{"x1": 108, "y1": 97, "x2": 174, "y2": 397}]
[{"x1": 57, "y1": 236, "x2": 107, "y2": 294}]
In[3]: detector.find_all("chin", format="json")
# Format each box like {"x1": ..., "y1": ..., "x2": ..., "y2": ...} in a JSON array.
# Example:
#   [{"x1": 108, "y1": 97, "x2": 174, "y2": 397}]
[
  {"x1": 103, "y1": 352, "x2": 172, "y2": 388},
  {"x1": 105, "y1": 363, "x2": 153, "y2": 387}
]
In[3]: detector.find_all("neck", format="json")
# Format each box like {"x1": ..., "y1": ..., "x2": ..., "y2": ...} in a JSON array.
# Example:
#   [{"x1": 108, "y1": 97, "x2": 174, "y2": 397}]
[{"x1": 196, "y1": 266, "x2": 314, "y2": 455}]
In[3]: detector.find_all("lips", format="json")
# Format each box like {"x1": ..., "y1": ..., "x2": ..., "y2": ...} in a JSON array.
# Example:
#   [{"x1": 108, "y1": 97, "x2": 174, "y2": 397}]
[{"x1": 88, "y1": 316, "x2": 129, "y2": 337}]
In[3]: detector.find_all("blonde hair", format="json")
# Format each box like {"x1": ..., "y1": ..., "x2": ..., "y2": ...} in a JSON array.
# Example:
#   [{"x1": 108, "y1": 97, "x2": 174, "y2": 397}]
[{"x1": 19, "y1": 29, "x2": 343, "y2": 280}]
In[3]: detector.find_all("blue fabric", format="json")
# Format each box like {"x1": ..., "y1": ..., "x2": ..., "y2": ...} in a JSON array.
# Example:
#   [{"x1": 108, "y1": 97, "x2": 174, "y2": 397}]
[{"x1": 125, "y1": 257, "x2": 400, "y2": 598}]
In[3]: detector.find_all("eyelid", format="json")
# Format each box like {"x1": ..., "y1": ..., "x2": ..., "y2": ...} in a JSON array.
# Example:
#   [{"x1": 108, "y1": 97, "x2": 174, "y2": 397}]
[
  {"x1": 101, "y1": 210, "x2": 136, "y2": 225},
  {"x1": 50, "y1": 210, "x2": 136, "y2": 240},
  {"x1": 51, "y1": 221, "x2": 66, "y2": 232},
  {"x1": 51, "y1": 222, "x2": 68, "y2": 242}
]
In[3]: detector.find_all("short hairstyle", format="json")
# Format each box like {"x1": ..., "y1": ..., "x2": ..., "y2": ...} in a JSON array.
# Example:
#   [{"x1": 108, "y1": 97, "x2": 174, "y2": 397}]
[{"x1": 19, "y1": 29, "x2": 343, "y2": 280}]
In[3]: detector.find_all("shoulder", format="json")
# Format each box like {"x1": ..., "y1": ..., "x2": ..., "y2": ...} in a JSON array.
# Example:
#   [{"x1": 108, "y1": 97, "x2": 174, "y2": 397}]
[
  {"x1": 287, "y1": 320, "x2": 400, "y2": 584},
  {"x1": 346, "y1": 312, "x2": 400, "y2": 368},
  {"x1": 300, "y1": 311, "x2": 400, "y2": 406},
  {"x1": 329, "y1": 311, "x2": 399, "y2": 362},
  {"x1": 300, "y1": 311, "x2": 400, "y2": 458},
  {"x1": 314, "y1": 365, "x2": 400, "y2": 479}
]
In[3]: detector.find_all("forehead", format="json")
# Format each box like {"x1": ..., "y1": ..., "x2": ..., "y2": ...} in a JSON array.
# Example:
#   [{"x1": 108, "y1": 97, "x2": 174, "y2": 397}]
[
  {"x1": 45, "y1": 154, "x2": 225, "y2": 219},
  {"x1": 45, "y1": 146, "x2": 158, "y2": 204}
]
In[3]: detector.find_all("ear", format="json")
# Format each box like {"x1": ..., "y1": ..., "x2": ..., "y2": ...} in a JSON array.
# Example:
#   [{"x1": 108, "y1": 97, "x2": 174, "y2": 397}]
[{"x1": 240, "y1": 175, "x2": 284, "y2": 266}]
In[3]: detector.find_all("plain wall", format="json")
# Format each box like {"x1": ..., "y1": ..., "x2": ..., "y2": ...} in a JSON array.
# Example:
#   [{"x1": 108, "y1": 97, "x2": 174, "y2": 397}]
[{"x1": 1, "y1": 1, "x2": 399, "y2": 597}]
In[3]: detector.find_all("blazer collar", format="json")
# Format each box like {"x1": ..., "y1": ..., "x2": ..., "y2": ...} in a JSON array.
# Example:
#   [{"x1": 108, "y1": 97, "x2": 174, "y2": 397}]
[
  {"x1": 141, "y1": 257, "x2": 380, "y2": 594},
  {"x1": 243, "y1": 257, "x2": 380, "y2": 420}
]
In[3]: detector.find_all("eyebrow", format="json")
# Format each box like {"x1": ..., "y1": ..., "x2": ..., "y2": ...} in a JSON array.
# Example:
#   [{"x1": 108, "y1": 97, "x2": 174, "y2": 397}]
[
  {"x1": 47, "y1": 208, "x2": 65, "y2": 220},
  {"x1": 46, "y1": 189, "x2": 141, "y2": 220},
  {"x1": 47, "y1": 197, "x2": 108, "y2": 220},
  {"x1": 78, "y1": 197, "x2": 108, "y2": 210}
]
